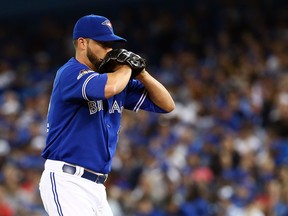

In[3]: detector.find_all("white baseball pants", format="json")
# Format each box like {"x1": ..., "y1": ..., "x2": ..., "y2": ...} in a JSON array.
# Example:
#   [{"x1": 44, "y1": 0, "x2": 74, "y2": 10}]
[{"x1": 39, "y1": 160, "x2": 113, "y2": 216}]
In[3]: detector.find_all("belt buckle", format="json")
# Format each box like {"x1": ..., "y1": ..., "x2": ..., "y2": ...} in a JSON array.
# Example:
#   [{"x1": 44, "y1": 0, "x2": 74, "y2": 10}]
[
  {"x1": 94, "y1": 174, "x2": 108, "y2": 183},
  {"x1": 95, "y1": 174, "x2": 106, "y2": 183},
  {"x1": 102, "y1": 174, "x2": 107, "y2": 183},
  {"x1": 95, "y1": 175, "x2": 100, "y2": 183}
]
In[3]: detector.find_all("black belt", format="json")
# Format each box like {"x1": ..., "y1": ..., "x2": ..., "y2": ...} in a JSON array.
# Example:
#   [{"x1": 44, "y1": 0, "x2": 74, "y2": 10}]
[{"x1": 62, "y1": 164, "x2": 108, "y2": 184}]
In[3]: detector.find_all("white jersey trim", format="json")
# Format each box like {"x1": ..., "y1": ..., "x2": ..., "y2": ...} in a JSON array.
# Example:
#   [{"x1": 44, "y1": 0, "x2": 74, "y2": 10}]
[
  {"x1": 133, "y1": 89, "x2": 148, "y2": 112},
  {"x1": 82, "y1": 74, "x2": 97, "y2": 101}
]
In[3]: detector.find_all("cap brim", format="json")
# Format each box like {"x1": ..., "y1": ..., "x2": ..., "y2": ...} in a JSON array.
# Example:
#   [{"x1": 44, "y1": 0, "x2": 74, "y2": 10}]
[{"x1": 91, "y1": 34, "x2": 126, "y2": 42}]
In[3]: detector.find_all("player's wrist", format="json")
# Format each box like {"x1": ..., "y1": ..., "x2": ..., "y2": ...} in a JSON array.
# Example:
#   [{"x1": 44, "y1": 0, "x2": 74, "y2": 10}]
[
  {"x1": 134, "y1": 69, "x2": 148, "y2": 80},
  {"x1": 114, "y1": 64, "x2": 132, "y2": 72}
]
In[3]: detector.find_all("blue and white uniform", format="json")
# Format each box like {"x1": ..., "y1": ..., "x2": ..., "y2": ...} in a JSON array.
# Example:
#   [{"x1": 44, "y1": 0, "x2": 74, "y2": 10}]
[
  {"x1": 39, "y1": 57, "x2": 167, "y2": 215},
  {"x1": 42, "y1": 57, "x2": 166, "y2": 173}
]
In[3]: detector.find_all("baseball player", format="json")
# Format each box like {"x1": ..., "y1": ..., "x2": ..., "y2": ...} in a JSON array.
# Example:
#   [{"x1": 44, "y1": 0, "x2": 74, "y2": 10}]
[{"x1": 38, "y1": 14, "x2": 175, "y2": 216}]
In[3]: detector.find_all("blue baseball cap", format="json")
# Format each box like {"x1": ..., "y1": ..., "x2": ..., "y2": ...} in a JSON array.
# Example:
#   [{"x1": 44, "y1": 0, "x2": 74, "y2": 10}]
[{"x1": 73, "y1": 14, "x2": 126, "y2": 42}]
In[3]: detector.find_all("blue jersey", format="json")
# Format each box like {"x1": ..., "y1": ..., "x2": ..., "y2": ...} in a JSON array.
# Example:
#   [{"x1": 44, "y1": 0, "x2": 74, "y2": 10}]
[{"x1": 41, "y1": 58, "x2": 167, "y2": 174}]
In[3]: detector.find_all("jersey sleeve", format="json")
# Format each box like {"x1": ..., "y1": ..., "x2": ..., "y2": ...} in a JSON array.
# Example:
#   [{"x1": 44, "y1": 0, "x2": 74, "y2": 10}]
[
  {"x1": 124, "y1": 79, "x2": 167, "y2": 113},
  {"x1": 60, "y1": 65, "x2": 108, "y2": 102}
]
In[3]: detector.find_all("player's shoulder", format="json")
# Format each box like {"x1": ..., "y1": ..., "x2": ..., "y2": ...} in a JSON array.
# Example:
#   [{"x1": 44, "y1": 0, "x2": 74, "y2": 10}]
[{"x1": 60, "y1": 58, "x2": 90, "y2": 75}]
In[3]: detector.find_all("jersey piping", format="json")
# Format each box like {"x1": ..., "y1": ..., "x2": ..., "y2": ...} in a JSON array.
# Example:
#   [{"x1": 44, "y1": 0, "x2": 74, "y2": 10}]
[
  {"x1": 82, "y1": 74, "x2": 98, "y2": 101},
  {"x1": 133, "y1": 89, "x2": 148, "y2": 112}
]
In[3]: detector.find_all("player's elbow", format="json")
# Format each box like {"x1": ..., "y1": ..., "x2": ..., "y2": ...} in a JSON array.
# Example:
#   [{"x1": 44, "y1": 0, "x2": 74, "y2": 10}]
[
  {"x1": 165, "y1": 101, "x2": 175, "y2": 113},
  {"x1": 160, "y1": 100, "x2": 175, "y2": 113}
]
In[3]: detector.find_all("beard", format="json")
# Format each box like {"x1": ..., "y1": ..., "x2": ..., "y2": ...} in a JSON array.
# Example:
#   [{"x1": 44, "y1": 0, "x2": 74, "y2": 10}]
[{"x1": 86, "y1": 46, "x2": 101, "y2": 70}]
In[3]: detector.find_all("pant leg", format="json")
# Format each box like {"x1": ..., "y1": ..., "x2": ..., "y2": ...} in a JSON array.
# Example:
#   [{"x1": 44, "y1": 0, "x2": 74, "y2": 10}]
[{"x1": 93, "y1": 184, "x2": 113, "y2": 216}]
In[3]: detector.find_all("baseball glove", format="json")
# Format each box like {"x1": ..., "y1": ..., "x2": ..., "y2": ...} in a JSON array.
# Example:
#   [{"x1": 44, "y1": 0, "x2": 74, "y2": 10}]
[{"x1": 98, "y1": 49, "x2": 146, "y2": 78}]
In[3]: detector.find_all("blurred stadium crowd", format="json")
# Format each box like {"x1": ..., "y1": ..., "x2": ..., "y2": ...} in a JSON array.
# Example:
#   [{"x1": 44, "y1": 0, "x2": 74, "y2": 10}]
[{"x1": 0, "y1": 0, "x2": 288, "y2": 215}]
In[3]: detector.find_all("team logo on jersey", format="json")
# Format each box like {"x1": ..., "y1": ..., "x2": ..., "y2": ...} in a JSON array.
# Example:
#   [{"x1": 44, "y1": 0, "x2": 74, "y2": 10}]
[
  {"x1": 87, "y1": 100, "x2": 123, "y2": 115},
  {"x1": 77, "y1": 69, "x2": 94, "y2": 80},
  {"x1": 102, "y1": 20, "x2": 113, "y2": 32},
  {"x1": 109, "y1": 100, "x2": 123, "y2": 114},
  {"x1": 88, "y1": 100, "x2": 104, "y2": 114}
]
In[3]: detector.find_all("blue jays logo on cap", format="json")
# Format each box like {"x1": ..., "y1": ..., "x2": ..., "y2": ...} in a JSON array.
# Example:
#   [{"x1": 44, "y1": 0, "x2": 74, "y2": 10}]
[{"x1": 102, "y1": 20, "x2": 113, "y2": 32}]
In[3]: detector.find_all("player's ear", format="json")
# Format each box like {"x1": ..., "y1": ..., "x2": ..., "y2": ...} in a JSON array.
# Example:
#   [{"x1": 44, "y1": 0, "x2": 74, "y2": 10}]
[{"x1": 77, "y1": 37, "x2": 88, "y2": 48}]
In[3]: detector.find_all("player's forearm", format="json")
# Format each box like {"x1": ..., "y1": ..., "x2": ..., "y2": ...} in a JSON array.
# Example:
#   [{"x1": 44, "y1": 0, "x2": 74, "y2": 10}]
[
  {"x1": 137, "y1": 70, "x2": 175, "y2": 112},
  {"x1": 104, "y1": 65, "x2": 132, "y2": 98}
]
